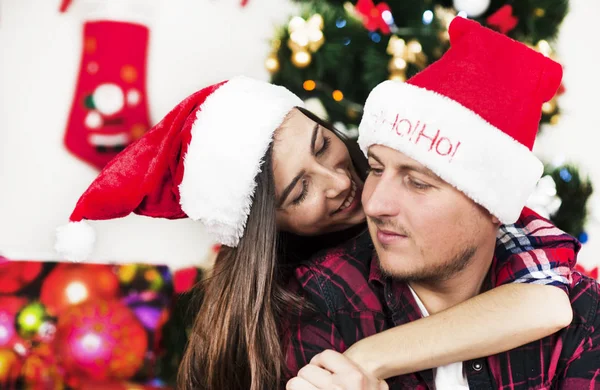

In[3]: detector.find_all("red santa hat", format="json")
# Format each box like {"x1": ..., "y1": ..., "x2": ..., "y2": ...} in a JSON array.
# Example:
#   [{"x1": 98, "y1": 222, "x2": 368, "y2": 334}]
[
  {"x1": 358, "y1": 17, "x2": 562, "y2": 224},
  {"x1": 55, "y1": 76, "x2": 303, "y2": 261}
]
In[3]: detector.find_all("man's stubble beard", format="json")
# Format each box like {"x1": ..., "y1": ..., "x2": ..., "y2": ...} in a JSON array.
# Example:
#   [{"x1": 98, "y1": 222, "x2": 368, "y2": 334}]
[
  {"x1": 368, "y1": 215, "x2": 478, "y2": 283},
  {"x1": 377, "y1": 243, "x2": 477, "y2": 284}
]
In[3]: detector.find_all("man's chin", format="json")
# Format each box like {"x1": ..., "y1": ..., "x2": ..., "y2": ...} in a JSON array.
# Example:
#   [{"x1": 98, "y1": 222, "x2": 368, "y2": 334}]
[
  {"x1": 375, "y1": 245, "x2": 478, "y2": 282},
  {"x1": 376, "y1": 252, "x2": 421, "y2": 280}
]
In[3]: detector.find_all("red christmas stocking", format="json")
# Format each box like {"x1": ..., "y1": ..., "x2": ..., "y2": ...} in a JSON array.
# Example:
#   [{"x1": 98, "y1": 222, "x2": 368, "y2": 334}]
[{"x1": 63, "y1": 20, "x2": 150, "y2": 169}]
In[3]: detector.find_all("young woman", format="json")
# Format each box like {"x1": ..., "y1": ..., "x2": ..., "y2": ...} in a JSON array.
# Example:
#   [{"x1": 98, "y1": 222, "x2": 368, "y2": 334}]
[{"x1": 55, "y1": 77, "x2": 577, "y2": 390}]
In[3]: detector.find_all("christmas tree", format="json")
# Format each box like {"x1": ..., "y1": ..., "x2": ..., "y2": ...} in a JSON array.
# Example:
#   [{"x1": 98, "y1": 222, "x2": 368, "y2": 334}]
[{"x1": 267, "y1": 0, "x2": 593, "y2": 239}]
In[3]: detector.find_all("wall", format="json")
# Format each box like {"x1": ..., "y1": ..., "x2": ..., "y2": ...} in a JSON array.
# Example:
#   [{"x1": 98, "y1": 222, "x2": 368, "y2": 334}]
[
  {"x1": 0, "y1": 0, "x2": 295, "y2": 268},
  {"x1": 1, "y1": 0, "x2": 598, "y2": 269}
]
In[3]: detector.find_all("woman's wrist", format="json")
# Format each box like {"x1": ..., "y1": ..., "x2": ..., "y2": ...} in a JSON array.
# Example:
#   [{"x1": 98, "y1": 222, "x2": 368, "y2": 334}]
[{"x1": 344, "y1": 341, "x2": 390, "y2": 379}]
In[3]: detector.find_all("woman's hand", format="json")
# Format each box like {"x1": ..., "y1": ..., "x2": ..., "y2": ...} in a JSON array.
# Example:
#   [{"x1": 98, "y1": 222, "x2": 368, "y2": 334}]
[
  {"x1": 343, "y1": 343, "x2": 383, "y2": 379},
  {"x1": 286, "y1": 350, "x2": 389, "y2": 390}
]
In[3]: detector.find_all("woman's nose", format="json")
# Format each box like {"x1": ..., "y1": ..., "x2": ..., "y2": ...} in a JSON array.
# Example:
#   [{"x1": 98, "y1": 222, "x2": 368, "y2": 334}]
[{"x1": 324, "y1": 168, "x2": 351, "y2": 199}]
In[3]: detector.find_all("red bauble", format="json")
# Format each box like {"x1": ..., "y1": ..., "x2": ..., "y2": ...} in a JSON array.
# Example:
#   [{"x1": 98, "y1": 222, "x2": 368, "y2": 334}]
[
  {"x1": 355, "y1": 0, "x2": 392, "y2": 34},
  {"x1": 53, "y1": 300, "x2": 148, "y2": 381},
  {"x1": 0, "y1": 261, "x2": 43, "y2": 294},
  {"x1": 40, "y1": 264, "x2": 120, "y2": 316},
  {"x1": 486, "y1": 5, "x2": 518, "y2": 35}
]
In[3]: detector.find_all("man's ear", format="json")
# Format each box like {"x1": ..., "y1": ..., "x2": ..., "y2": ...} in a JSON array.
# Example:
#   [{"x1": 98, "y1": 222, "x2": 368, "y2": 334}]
[{"x1": 491, "y1": 214, "x2": 501, "y2": 225}]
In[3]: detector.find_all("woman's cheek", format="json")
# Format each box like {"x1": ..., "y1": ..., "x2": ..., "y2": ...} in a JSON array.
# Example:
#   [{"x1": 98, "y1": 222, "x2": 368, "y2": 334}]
[
  {"x1": 286, "y1": 206, "x2": 322, "y2": 233},
  {"x1": 306, "y1": 204, "x2": 330, "y2": 230}
]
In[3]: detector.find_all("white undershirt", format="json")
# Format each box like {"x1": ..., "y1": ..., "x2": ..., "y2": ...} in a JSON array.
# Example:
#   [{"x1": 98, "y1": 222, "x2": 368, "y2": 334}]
[{"x1": 408, "y1": 286, "x2": 470, "y2": 390}]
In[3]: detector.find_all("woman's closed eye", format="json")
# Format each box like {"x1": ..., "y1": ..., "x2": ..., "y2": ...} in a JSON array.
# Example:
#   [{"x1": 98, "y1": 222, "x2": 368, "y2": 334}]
[
  {"x1": 315, "y1": 136, "x2": 331, "y2": 157},
  {"x1": 292, "y1": 179, "x2": 309, "y2": 205}
]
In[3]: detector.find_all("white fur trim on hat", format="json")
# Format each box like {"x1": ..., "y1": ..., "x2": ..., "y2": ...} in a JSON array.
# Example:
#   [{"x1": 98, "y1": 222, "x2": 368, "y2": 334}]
[
  {"x1": 55, "y1": 221, "x2": 96, "y2": 261},
  {"x1": 75, "y1": 0, "x2": 154, "y2": 25},
  {"x1": 179, "y1": 76, "x2": 304, "y2": 247},
  {"x1": 358, "y1": 81, "x2": 543, "y2": 224}
]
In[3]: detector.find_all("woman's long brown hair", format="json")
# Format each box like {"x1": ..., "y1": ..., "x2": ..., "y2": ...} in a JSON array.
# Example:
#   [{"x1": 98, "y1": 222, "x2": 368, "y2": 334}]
[
  {"x1": 177, "y1": 149, "x2": 301, "y2": 390},
  {"x1": 177, "y1": 108, "x2": 368, "y2": 390}
]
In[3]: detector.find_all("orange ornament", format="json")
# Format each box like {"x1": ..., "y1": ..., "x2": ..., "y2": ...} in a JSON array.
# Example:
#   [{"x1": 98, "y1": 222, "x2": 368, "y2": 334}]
[
  {"x1": 130, "y1": 123, "x2": 147, "y2": 140},
  {"x1": 0, "y1": 349, "x2": 22, "y2": 386},
  {"x1": 120, "y1": 65, "x2": 138, "y2": 83},
  {"x1": 40, "y1": 264, "x2": 120, "y2": 316},
  {"x1": 84, "y1": 37, "x2": 97, "y2": 53},
  {"x1": 21, "y1": 344, "x2": 64, "y2": 390}
]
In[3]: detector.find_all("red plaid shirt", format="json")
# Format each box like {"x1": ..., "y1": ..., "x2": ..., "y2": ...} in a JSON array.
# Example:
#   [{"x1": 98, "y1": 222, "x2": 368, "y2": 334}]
[{"x1": 286, "y1": 209, "x2": 600, "y2": 389}]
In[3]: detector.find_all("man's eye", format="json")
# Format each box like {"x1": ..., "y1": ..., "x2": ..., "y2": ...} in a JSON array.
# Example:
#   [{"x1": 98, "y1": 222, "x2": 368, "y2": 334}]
[
  {"x1": 367, "y1": 167, "x2": 383, "y2": 176},
  {"x1": 408, "y1": 177, "x2": 431, "y2": 190}
]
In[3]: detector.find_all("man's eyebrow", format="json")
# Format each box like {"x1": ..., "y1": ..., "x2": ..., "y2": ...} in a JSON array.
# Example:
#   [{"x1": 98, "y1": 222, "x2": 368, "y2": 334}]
[
  {"x1": 398, "y1": 164, "x2": 440, "y2": 180},
  {"x1": 367, "y1": 150, "x2": 440, "y2": 181},
  {"x1": 367, "y1": 151, "x2": 383, "y2": 166}
]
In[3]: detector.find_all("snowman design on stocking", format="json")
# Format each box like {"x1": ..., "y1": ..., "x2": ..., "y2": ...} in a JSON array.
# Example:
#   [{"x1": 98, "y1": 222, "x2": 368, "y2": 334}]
[{"x1": 61, "y1": 0, "x2": 151, "y2": 169}]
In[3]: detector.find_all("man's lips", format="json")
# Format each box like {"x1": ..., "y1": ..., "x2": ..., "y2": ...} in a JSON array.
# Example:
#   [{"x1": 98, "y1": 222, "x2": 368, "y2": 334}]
[{"x1": 376, "y1": 228, "x2": 408, "y2": 245}]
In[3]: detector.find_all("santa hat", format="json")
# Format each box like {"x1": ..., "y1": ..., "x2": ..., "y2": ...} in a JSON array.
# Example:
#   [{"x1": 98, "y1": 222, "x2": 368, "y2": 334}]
[
  {"x1": 358, "y1": 17, "x2": 562, "y2": 224},
  {"x1": 55, "y1": 76, "x2": 303, "y2": 261}
]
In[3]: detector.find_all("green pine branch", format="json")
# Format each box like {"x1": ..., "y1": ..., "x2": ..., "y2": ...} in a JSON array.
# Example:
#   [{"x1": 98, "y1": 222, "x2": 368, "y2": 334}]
[
  {"x1": 270, "y1": 0, "x2": 568, "y2": 128},
  {"x1": 546, "y1": 164, "x2": 594, "y2": 238},
  {"x1": 269, "y1": 0, "x2": 594, "y2": 238}
]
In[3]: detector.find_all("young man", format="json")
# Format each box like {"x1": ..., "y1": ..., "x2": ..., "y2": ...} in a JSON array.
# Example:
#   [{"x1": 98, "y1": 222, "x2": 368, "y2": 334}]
[{"x1": 286, "y1": 17, "x2": 600, "y2": 390}]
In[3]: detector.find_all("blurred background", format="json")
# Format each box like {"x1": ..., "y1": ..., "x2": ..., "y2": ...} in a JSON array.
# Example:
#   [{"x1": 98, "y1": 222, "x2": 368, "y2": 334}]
[{"x1": 0, "y1": 0, "x2": 598, "y2": 388}]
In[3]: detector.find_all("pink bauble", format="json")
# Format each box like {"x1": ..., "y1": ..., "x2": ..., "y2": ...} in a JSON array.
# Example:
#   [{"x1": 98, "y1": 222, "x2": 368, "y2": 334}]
[{"x1": 53, "y1": 300, "x2": 148, "y2": 381}]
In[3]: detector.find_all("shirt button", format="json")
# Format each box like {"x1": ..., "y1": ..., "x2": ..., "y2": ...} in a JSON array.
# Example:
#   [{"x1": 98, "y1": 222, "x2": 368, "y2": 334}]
[{"x1": 472, "y1": 361, "x2": 483, "y2": 372}]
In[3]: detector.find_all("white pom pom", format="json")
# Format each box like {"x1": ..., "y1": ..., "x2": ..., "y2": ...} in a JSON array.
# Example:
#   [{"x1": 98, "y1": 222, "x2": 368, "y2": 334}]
[
  {"x1": 55, "y1": 221, "x2": 96, "y2": 261},
  {"x1": 453, "y1": 0, "x2": 491, "y2": 18}
]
